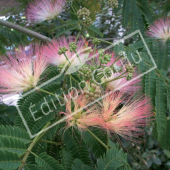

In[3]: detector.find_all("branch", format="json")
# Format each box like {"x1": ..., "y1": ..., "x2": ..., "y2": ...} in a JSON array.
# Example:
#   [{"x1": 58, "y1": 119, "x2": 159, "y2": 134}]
[
  {"x1": 41, "y1": 139, "x2": 61, "y2": 146},
  {"x1": 18, "y1": 122, "x2": 51, "y2": 170},
  {"x1": 0, "y1": 19, "x2": 52, "y2": 42},
  {"x1": 87, "y1": 128, "x2": 109, "y2": 150}
]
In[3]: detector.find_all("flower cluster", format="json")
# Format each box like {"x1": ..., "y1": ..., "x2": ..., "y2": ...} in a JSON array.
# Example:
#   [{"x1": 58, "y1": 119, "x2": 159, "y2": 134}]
[
  {"x1": 0, "y1": 36, "x2": 153, "y2": 143},
  {"x1": 107, "y1": 0, "x2": 119, "y2": 8},
  {"x1": 52, "y1": 39, "x2": 152, "y2": 142},
  {"x1": 77, "y1": 7, "x2": 93, "y2": 26},
  {"x1": 147, "y1": 18, "x2": 170, "y2": 43},
  {"x1": 42, "y1": 37, "x2": 91, "y2": 76},
  {"x1": 96, "y1": 92, "x2": 152, "y2": 141},
  {"x1": 60, "y1": 92, "x2": 100, "y2": 131},
  {"x1": 26, "y1": 0, "x2": 66, "y2": 24},
  {"x1": 0, "y1": 47, "x2": 48, "y2": 94},
  {"x1": 60, "y1": 90, "x2": 153, "y2": 142}
]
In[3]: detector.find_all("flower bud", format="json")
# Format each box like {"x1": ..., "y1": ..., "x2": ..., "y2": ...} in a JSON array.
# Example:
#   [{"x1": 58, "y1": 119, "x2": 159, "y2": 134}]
[
  {"x1": 118, "y1": 51, "x2": 127, "y2": 58},
  {"x1": 58, "y1": 47, "x2": 68, "y2": 55},
  {"x1": 82, "y1": 17, "x2": 93, "y2": 26},
  {"x1": 125, "y1": 64, "x2": 135, "y2": 73},
  {"x1": 77, "y1": 7, "x2": 90, "y2": 19},
  {"x1": 107, "y1": 0, "x2": 119, "y2": 8},
  {"x1": 92, "y1": 38, "x2": 101, "y2": 45},
  {"x1": 69, "y1": 42, "x2": 78, "y2": 52},
  {"x1": 126, "y1": 73, "x2": 133, "y2": 81}
]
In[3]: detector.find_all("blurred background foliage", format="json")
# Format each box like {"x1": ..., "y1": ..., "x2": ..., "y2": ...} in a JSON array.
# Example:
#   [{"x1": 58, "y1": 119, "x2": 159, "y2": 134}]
[{"x1": 0, "y1": 0, "x2": 170, "y2": 169}]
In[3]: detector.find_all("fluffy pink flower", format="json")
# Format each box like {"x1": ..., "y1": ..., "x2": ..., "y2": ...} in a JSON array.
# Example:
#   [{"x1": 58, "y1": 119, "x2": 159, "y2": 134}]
[
  {"x1": 0, "y1": 47, "x2": 48, "y2": 94},
  {"x1": 26, "y1": 0, "x2": 66, "y2": 24},
  {"x1": 95, "y1": 92, "x2": 153, "y2": 142},
  {"x1": 42, "y1": 37, "x2": 89, "y2": 67},
  {"x1": 147, "y1": 18, "x2": 170, "y2": 43},
  {"x1": 60, "y1": 92, "x2": 100, "y2": 131}
]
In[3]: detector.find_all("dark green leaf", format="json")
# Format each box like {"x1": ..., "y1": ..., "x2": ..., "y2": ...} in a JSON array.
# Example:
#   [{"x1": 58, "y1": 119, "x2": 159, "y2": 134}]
[
  {"x1": 35, "y1": 152, "x2": 65, "y2": 170},
  {"x1": 0, "y1": 150, "x2": 21, "y2": 170}
]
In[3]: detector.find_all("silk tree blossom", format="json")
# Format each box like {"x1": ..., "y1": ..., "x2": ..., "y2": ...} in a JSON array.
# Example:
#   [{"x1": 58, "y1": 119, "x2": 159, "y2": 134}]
[
  {"x1": 0, "y1": 47, "x2": 48, "y2": 94},
  {"x1": 42, "y1": 37, "x2": 90, "y2": 69},
  {"x1": 94, "y1": 92, "x2": 153, "y2": 142},
  {"x1": 26, "y1": 0, "x2": 66, "y2": 24},
  {"x1": 60, "y1": 92, "x2": 100, "y2": 131},
  {"x1": 147, "y1": 18, "x2": 170, "y2": 43}
]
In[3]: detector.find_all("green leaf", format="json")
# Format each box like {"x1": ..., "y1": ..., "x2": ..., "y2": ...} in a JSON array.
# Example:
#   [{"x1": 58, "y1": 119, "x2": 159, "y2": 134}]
[
  {"x1": 0, "y1": 125, "x2": 30, "y2": 144},
  {"x1": 163, "y1": 150, "x2": 170, "y2": 159},
  {"x1": 96, "y1": 148, "x2": 131, "y2": 170},
  {"x1": 25, "y1": 164, "x2": 42, "y2": 170},
  {"x1": 150, "y1": 41, "x2": 170, "y2": 71},
  {"x1": 86, "y1": 25, "x2": 103, "y2": 37},
  {"x1": 168, "y1": 86, "x2": 170, "y2": 112},
  {"x1": 55, "y1": 26, "x2": 79, "y2": 37},
  {"x1": 145, "y1": 71, "x2": 156, "y2": 105},
  {"x1": 63, "y1": 129, "x2": 93, "y2": 167},
  {"x1": 152, "y1": 157, "x2": 161, "y2": 165},
  {"x1": 136, "y1": 0, "x2": 154, "y2": 24},
  {"x1": 0, "y1": 104, "x2": 17, "y2": 125},
  {"x1": 164, "y1": 41, "x2": 170, "y2": 71},
  {"x1": 155, "y1": 72, "x2": 167, "y2": 140},
  {"x1": 122, "y1": 0, "x2": 145, "y2": 33},
  {"x1": 50, "y1": 20, "x2": 79, "y2": 33},
  {"x1": 122, "y1": 0, "x2": 131, "y2": 27},
  {"x1": 16, "y1": 81, "x2": 63, "y2": 133},
  {"x1": 82, "y1": 128, "x2": 107, "y2": 158},
  {"x1": 0, "y1": 150, "x2": 21, "y2": 170},
  {"x1": 71, "y1": 159, "x2": 93, "y2": 170},
  {"x1": 60, "y1": 149, "x2": 74, "y2": 170},
  {"x1": 159, "y1": 119, "x2": 170, "y2": 149},
  {"x1": 35, "y1": 152, "x2": 65, "y2": 170},
  {"x1": 0, "y1": 137, "x2": 26, "y2": 156},
  {"x1": 130, "y1": 0, "x2": 145, "y2": 33}
]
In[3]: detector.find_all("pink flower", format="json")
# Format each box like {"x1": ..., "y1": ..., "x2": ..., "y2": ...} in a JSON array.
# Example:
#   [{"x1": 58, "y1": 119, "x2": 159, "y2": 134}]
[
  {"x1": 147, "y1": 18, "x2": 170, "y2": 43},
  {"x1": 42, "y1": 37, "x2": 89, "y2": 67},
  {"x1": 96, "y1": 92, "x2": 153, "y2": 142},
  {"x1": 26, "y1": 0, "x2": 66, "y2": 24},
  {"x1": 60, "y1": 92, "x2": 100, "y2": 131},
  {"x1": 0, "y1": 47, "x2": 48, "y2": 94}
]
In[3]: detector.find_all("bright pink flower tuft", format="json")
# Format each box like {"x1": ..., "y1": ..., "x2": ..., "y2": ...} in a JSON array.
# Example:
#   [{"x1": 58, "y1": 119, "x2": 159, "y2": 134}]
[
  {"x1": 96, "y1": 92, "x2": 153, "y2": 142},
  {"x1": 147, "y1": 18, "x2": 170, "y2": 43},
  {"x1": 26, "y1": 0, "x2": 66, "y2": 24},
  {"x1": 0, "y1": 47, "x2": 48, "y2": 94},
  {"x1": 60, "y1": 92, "x2": 100, "y2": 131},
  {"x1": 42, "y1": 37, "x2": 89, "y2": 67}
]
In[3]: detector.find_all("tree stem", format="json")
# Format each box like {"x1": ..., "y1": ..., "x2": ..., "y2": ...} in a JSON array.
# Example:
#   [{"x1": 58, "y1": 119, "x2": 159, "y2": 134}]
[
  {"x1": 41, "y1": 139, "x2": 61, "y2": 146},
  {"x1": 18, "y1": 122, "x2": 51, "y2": 170},
  {"x1": 0, "y1": 19, "x2": 52, "y2": 42},
  {"x1": 38, "y1": 88, "x2": 64, "y2": 100},
  {"x1": 102, "y1": 71, "x2": 128, "y2": 85}
]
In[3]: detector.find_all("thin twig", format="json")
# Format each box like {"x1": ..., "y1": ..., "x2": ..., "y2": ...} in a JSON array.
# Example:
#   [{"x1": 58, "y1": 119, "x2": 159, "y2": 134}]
[
  {"x1": 0, "y1": 19, "x2": 52, "y2": 42},
  {"x1": 18, "y1": 122, "x2": 51, "y2": 170},
  {"x1": 87, "y1": 128, "x2": 109, "y2": 150},
  {"x1": 41, "y1": 139, "x2": 61, "y2": 146}
]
